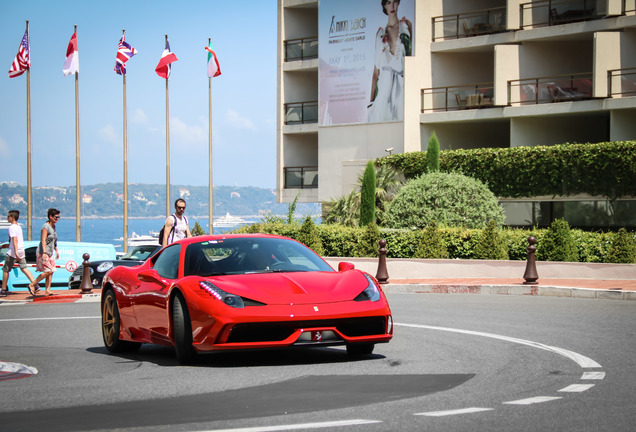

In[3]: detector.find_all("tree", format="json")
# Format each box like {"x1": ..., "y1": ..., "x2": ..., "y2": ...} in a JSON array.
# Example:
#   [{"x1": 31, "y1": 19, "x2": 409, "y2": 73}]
[
  {"x1": 607, "y1": 228, "x2": 636, "y2": 263},
  {"x1": 414, "y1": 220, "x2": 448, "y2": 259},
  {"x1": 297, "y1": 216, "x2": 323, "y2": 255},
  {"x1": 537, "y1": 218, "x2": 578, "y2": 262},
  {"x1": 359, "y1": 161, "x2": 376, "y2": 227},
  {"x1": 384, "y1": 172, "x2": 505, "y2": 229},
  {"x1": 191, "y1": 221, "x2": 206, "y2": 236},
  {"x1": 426, "y1": 131, "x2": 440, "y2": 173},
  {"x1": 473, "y1": 219, "x2": 509, "y2": 260}
]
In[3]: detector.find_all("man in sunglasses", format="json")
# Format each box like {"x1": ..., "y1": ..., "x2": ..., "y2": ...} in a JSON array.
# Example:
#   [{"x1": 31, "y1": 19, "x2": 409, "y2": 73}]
[{"x1": 162, "y1": 198, "x2": 193, "y2": 247}]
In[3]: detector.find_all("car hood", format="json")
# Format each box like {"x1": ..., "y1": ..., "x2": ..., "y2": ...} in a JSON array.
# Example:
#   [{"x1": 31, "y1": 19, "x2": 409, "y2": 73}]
[{"x1": 204, "y1": 270, "x2": 371, "y2": 305}]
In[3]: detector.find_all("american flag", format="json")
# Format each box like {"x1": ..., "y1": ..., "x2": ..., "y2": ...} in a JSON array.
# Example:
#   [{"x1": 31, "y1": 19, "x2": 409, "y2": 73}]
[
  {"x1": 114, "y1": 36, "x2": 137, "y2": 75},
  {"x1": 8, "y1": 29, "x2": 30, "y2": 78}
]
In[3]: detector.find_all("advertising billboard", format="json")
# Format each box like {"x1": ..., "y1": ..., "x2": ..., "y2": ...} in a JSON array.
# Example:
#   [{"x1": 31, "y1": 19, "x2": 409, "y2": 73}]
[{"x1": 319, "y1": 0, "x2": 414, "y2": 126}]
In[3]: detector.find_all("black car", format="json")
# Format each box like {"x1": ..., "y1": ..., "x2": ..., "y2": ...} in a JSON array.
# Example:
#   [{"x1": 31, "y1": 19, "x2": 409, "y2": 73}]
[{"x1": 68, "y1": 244, "x2": 160, "y2": 290}]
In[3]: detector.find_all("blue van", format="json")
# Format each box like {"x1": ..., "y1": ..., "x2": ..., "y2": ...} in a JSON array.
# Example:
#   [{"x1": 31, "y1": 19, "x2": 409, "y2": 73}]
[{"x1": 0, "y1": 241, "x2": 117, "y2": 292}]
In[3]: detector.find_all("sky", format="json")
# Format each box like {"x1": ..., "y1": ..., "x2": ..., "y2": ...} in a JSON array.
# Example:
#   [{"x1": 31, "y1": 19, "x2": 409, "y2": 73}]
[{"x1": 0, "y1": 0, "x2": 276, "y2": 189}]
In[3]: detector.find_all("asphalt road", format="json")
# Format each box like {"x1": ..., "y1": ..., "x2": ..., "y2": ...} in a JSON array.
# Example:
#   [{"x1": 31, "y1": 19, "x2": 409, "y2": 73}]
[{"x1": 0, "y1": 293, "x2": 634, "y2": 432}]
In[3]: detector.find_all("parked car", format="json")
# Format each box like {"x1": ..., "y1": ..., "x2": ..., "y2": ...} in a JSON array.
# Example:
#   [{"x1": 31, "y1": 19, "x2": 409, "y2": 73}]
[
  {"x1": 101, "y1": 234, "x2": 393, "y2": 364},
  {"x1": 68, "y1": 244, "x2": 160, "y2": 290},
  {"x1": 0, "y1": 241, "x2": 117, "y2": 292}
]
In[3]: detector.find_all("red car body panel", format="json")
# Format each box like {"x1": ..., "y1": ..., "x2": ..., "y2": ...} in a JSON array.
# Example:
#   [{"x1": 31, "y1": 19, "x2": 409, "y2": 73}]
[{"x1": 102, "y1": 234, "x2": 393, "y2": 353}]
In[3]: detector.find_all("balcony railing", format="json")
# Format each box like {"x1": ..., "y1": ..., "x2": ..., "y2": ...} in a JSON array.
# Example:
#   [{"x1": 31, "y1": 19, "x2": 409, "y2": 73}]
[
  {"x1": 608, "y1": 67, "x2": 636, "y2": 97},
  {"x1": 284, "y1": 101, "x2": 318, "y2": 125},
  {"x1": 520, "y1": 0, "x2": 598, "y2": 28},
  {"x1": 284, "y1": 166, "x2": 318, "y2": 189},
  {"x1": 508, "y1": 72, "x2": 593, "y2": 105},
  {"x1": 421, "y1": 83, "x2": 495, "y2": 112},
  {"x1": 284, "y1": 37, "x2": 318, "y2": 61},
  {"x1": 432, "y1": 7, "x2": 507, "y2": 41}
]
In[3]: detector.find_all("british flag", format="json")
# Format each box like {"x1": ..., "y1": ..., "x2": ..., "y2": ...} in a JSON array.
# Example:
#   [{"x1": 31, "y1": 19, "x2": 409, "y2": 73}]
[
  {"x1": 8, "y1": 29, "x2": 30, "y2": 78},
  {"x1": 114, "y1": 36, "x2": 137, "y2": 75}
]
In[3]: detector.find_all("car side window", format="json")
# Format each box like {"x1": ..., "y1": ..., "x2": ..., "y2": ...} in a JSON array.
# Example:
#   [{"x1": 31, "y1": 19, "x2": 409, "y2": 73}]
[
  {"x1": 152, "y1": 244, "x2": 181, "y2": 280},
  {"x1": 25, "y1": 246, "x2": 38, "y2": 264}
]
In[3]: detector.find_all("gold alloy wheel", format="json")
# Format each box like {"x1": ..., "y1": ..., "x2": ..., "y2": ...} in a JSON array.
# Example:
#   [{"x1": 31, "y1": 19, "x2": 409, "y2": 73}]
[{"x1": 102, "y1": 294, "x2": 117, "y2": 347}]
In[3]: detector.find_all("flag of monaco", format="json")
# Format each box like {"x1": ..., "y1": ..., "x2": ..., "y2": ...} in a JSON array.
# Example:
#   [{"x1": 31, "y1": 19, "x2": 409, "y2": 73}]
[
  {"x1": 63, "y1": 31, "x2": 79, "y2": 76},
  {"x1": 205, "y1": 44, "x2": 221, "y2": 78},
  {"x1": 155, "y1": 38, "x2": 178, "y2": 79}
]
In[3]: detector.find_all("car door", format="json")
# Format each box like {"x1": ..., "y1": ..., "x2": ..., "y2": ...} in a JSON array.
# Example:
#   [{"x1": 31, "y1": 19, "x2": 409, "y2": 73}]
[{"x1": 131, "y1": 244, "x2": 181, "y2": 341}]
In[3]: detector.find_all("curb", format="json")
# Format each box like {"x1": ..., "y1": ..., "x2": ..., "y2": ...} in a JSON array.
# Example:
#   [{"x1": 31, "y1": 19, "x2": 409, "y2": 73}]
[{"x1": 384, "y1": 283, "x2": 636, "y2": 301}]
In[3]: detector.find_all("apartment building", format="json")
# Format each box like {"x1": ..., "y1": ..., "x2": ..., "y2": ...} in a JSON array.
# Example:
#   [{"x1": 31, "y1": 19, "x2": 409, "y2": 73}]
[{"x1": 277, "y1": 0, "x2": 636, "y2": 228}]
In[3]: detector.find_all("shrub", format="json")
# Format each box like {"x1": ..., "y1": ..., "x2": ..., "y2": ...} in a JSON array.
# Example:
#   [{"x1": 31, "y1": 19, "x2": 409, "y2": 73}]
[
  {"x1": 473, "y1": 219, "x2": 509, "y2": 260},
  {"x1": 297, "y1": 216, "x2": 323, "y2": 255},
  {"x1": 384, "y1": 172, "x2": 505, "y2": 229},
  {"x1": 191, "y1": 221, "x2": 206, "y2": 236},
  {"x1": 537, "y1": 218, "x2": 578, "y2": 262},
  {"x1": 358, "y1": 223, "x2": 381, "y2": 256},
  {"x1": 360, "y1": 161, "x2": 376, "y2": 227},
  {"x1": 607, "y1": 228, "x2": 636, "y2": 263},
  {"x1": 414, "y1": 221, "x2": 448, "y2": 258}
]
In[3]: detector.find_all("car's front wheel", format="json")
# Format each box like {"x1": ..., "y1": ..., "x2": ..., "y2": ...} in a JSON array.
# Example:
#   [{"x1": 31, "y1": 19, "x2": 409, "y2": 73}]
[
  {"x1": 346, "y1": 343, "x2": 375, "y2": 357},
  {"x1": 172, "y1": 293, "x2": 197, "y2": 365},
  {"x1": 102, "y1": 289, "x2": 141, "y2": 353}
]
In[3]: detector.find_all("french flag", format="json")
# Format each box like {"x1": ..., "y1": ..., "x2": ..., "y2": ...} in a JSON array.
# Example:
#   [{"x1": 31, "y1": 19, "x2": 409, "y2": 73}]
[{"x1": 155, "y1": 37, "x2": 178, "y2": 79}]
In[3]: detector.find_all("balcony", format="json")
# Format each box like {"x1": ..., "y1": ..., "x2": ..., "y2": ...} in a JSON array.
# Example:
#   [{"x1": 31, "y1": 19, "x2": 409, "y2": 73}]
[
  {"x1": 432, "y1": 7, "x2": 507, "y2": 41},
  {"x1": 608, "y1": 67, "x2": 636, "y2": 97},
  {"x1": 284, "y1": 166, "x2": 318, "y2": 189},
  {"x1": 508, "y1": 72, "x2": 593, "y2": 105},
  {"x1": 284, "y1": 37, "x2": 318, "y2": 61},
  {"x1": 421, "y1": 83, "x2": 495, "y2": 112},
  {"x1": 284, "y1": 101, "x2": 318, "y2": 125},
  {"x1": 520, "y1": 0, "x2": 599, "y2": 29}
]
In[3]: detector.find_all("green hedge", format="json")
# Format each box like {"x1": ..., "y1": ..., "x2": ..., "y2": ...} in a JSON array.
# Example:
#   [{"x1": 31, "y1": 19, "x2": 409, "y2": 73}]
[
  {"x1": 234, "y1": 223, "x2": 635, "y2": 263},
  {"x1": 377, "y1": 141, "x2": 636, "y2": 199}
]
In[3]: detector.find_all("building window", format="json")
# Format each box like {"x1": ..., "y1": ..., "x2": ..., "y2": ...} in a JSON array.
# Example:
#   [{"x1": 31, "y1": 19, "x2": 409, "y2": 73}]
[{"x1": 284, "y1": 167, "x2": 318, "y2": 189}]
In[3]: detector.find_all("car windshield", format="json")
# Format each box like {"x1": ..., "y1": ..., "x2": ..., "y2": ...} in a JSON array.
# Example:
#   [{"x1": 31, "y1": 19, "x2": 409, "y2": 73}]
[
  {"x1": 120, "y1": 245, "x2": 159, "y2": 261},
  {"x1": 183, "y1": 237, "x2": 334, "y2": 277}
]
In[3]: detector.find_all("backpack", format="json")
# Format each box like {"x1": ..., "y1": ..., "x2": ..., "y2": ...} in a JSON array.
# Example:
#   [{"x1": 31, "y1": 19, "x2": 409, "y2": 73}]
[{"x1": 158, "y1": 215, "x2": 177, "y2": 245}]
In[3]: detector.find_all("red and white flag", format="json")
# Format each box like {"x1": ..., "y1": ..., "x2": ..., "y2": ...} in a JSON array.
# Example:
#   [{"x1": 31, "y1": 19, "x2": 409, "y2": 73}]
[
  {"x1": 155, "y1": 38, "x2": 178, "y2": 79},
  {"x1": 8, "y1": 28, "x2": 30, "y2": 78},
  {"x1": 63, "y1": 31, "x2": 79, "y2": 76},
  {"x1": 205, "y1": 43, "x2": 221, "y2": 78}
]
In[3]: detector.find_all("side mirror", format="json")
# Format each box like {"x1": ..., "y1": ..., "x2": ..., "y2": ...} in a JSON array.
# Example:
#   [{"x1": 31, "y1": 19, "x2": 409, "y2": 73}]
[
  {"x1": 137, "y1": 269, "x2": 162, "y2": 283},
  {"x1": 338, "y1": 262, "x2": 355, "y2": 272}
]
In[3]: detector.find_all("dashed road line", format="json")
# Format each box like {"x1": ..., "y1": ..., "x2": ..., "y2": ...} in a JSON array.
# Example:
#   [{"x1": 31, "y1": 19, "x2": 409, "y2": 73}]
[
  {"x1": 415, "y1": 407, "x2": 493, "y2": 417},
  {"x1": 193, "y1": 419, "x2": 382, "y2": 432},
  {"x1": 581, "y1": 371, "x2": 605, "y2": 380},
  {"x1": 503, "y1": 396, "x2": 563, "y2": 405},
  {"x1": 559, "y1": 384, "x2": 596, "y2": 392}
]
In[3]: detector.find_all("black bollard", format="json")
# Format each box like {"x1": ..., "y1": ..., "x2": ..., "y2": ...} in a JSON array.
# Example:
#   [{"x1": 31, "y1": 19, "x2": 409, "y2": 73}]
[
  {"x1": 523, "y1": 236, "x2": 539, "y2": 285},
  {"x1": 80, "y1": 253, "x2": 93, "y2": 294},
  {"x1": 376, "y1": 239, "x2": 389, "y2": 284}
]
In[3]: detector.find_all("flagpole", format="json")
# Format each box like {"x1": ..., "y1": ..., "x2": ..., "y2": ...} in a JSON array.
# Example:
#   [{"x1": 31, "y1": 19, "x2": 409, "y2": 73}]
[
  {"x1": 165, "y1": 34, "x2": 171, "y2": 218},
  {"x1": 74, "y1": 24, "x2": 81, "y2": 241},
  {"x1": 208, "y1": 37, "x2": 214, "y2": 235},
  {"x1": 26, "y1": 20, "x2": 32, "y2": 241},
  {"x1": 122, "y1": 30, "x2": 129, "y2": 253}
]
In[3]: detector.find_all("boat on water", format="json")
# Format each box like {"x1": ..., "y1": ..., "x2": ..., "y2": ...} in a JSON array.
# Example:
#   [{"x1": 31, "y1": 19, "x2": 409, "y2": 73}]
[
  {"x1": 213, "y1": 213, "x2": 254, "y2": 228},
  {"x1": 115, "y1": 231, "x2": 160, "y2": 247}
]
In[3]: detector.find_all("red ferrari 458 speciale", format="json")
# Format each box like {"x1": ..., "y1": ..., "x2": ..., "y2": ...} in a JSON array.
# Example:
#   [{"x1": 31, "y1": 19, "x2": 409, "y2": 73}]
[{"x1": 101, "y1": 234, "x2": 393, "y2": 364}]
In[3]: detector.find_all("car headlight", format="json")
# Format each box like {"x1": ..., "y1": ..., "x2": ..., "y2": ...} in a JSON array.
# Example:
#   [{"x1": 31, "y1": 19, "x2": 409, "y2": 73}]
[
  {"x1": 96, "y1": 262, "x2": 114, "y2": 273},
  {"x1": 199, "y1": 281, "x2": 245, "y2": 309},
  {"x1": 354, "y1": 274, "x2": 381, "y2": 302}
]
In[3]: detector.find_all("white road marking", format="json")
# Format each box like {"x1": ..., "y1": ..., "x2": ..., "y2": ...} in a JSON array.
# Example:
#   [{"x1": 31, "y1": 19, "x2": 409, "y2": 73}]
[
  {"x1": 559, "y1": 384, "x2": 595, "y2": 392},
  {"x1": 581, "y1": 371, "x2": 605, "y2": 380},
  {"x1": 504, "y1": 396, "x2": 562, "y2": 405},
  {"x1": 396, "y1": 323, "x2": 602, "y2": 368},
  {"x1": 192, "y1": 419, "x2": 382, "y2": 432},
  {"x1": 416, "y1": 407, "x2": 493, "y2": 417},
  {"x1": 0, "y1": 361, "x2": 38, "y2": 380},
  {"x1": 0, "y1": 316, "x2": 100, "y2": 323}
]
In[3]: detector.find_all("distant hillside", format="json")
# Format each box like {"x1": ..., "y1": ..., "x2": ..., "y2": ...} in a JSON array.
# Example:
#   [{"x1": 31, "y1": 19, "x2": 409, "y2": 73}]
[{"x1": 0, "y1": 182, "x2": 321, "y2": 218}]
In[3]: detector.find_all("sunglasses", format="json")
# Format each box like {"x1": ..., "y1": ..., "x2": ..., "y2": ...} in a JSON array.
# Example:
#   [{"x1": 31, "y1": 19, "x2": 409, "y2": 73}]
[
  {"x1": 177, "y1": 206, "x2": 186, "y2": 210},
  {"x1": 52, "y1": 215, "x2": 60, "y2": 219}
]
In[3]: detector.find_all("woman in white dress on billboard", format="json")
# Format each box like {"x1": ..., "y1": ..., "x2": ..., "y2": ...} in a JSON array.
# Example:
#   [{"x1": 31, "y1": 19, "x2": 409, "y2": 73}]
[{"x1": 367, "y1": 0, "x2": 412, "y2": 123}]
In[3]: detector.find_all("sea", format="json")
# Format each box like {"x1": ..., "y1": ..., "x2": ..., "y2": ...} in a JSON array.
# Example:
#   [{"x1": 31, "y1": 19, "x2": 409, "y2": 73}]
[{"x1": 26, "y1": 217, "x2": 245, "y2": 253}]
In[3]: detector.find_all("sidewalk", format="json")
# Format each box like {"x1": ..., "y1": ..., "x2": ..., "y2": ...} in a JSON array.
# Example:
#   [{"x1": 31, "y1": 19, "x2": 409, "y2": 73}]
[{"x1": 1, "y1": 258, "x2": 634, "y2": 304}]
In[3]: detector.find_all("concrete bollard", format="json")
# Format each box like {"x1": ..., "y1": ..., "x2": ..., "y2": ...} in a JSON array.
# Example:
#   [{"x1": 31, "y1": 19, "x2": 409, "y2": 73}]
[
  {"x1": 523, "y1": 236, "x2": 539, "y2": 285},
  {"x1": 80, "y1": 253, "x2": 93, "y2": 294},
  {"x1": 376, "y1": 239, "x2": 389, "y2": 284}
]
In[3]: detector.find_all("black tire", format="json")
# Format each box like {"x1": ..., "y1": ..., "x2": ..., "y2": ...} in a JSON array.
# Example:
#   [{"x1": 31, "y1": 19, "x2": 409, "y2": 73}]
[
  {"x1": 101, "y1": 289, "x2": 141, "y2": 353},
  {"x1": 346, "y1": 343, "x2": 375, "y2": 357},
  {"x1": 172, "y1": 293, "x2": 197, "y2": 365}
]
